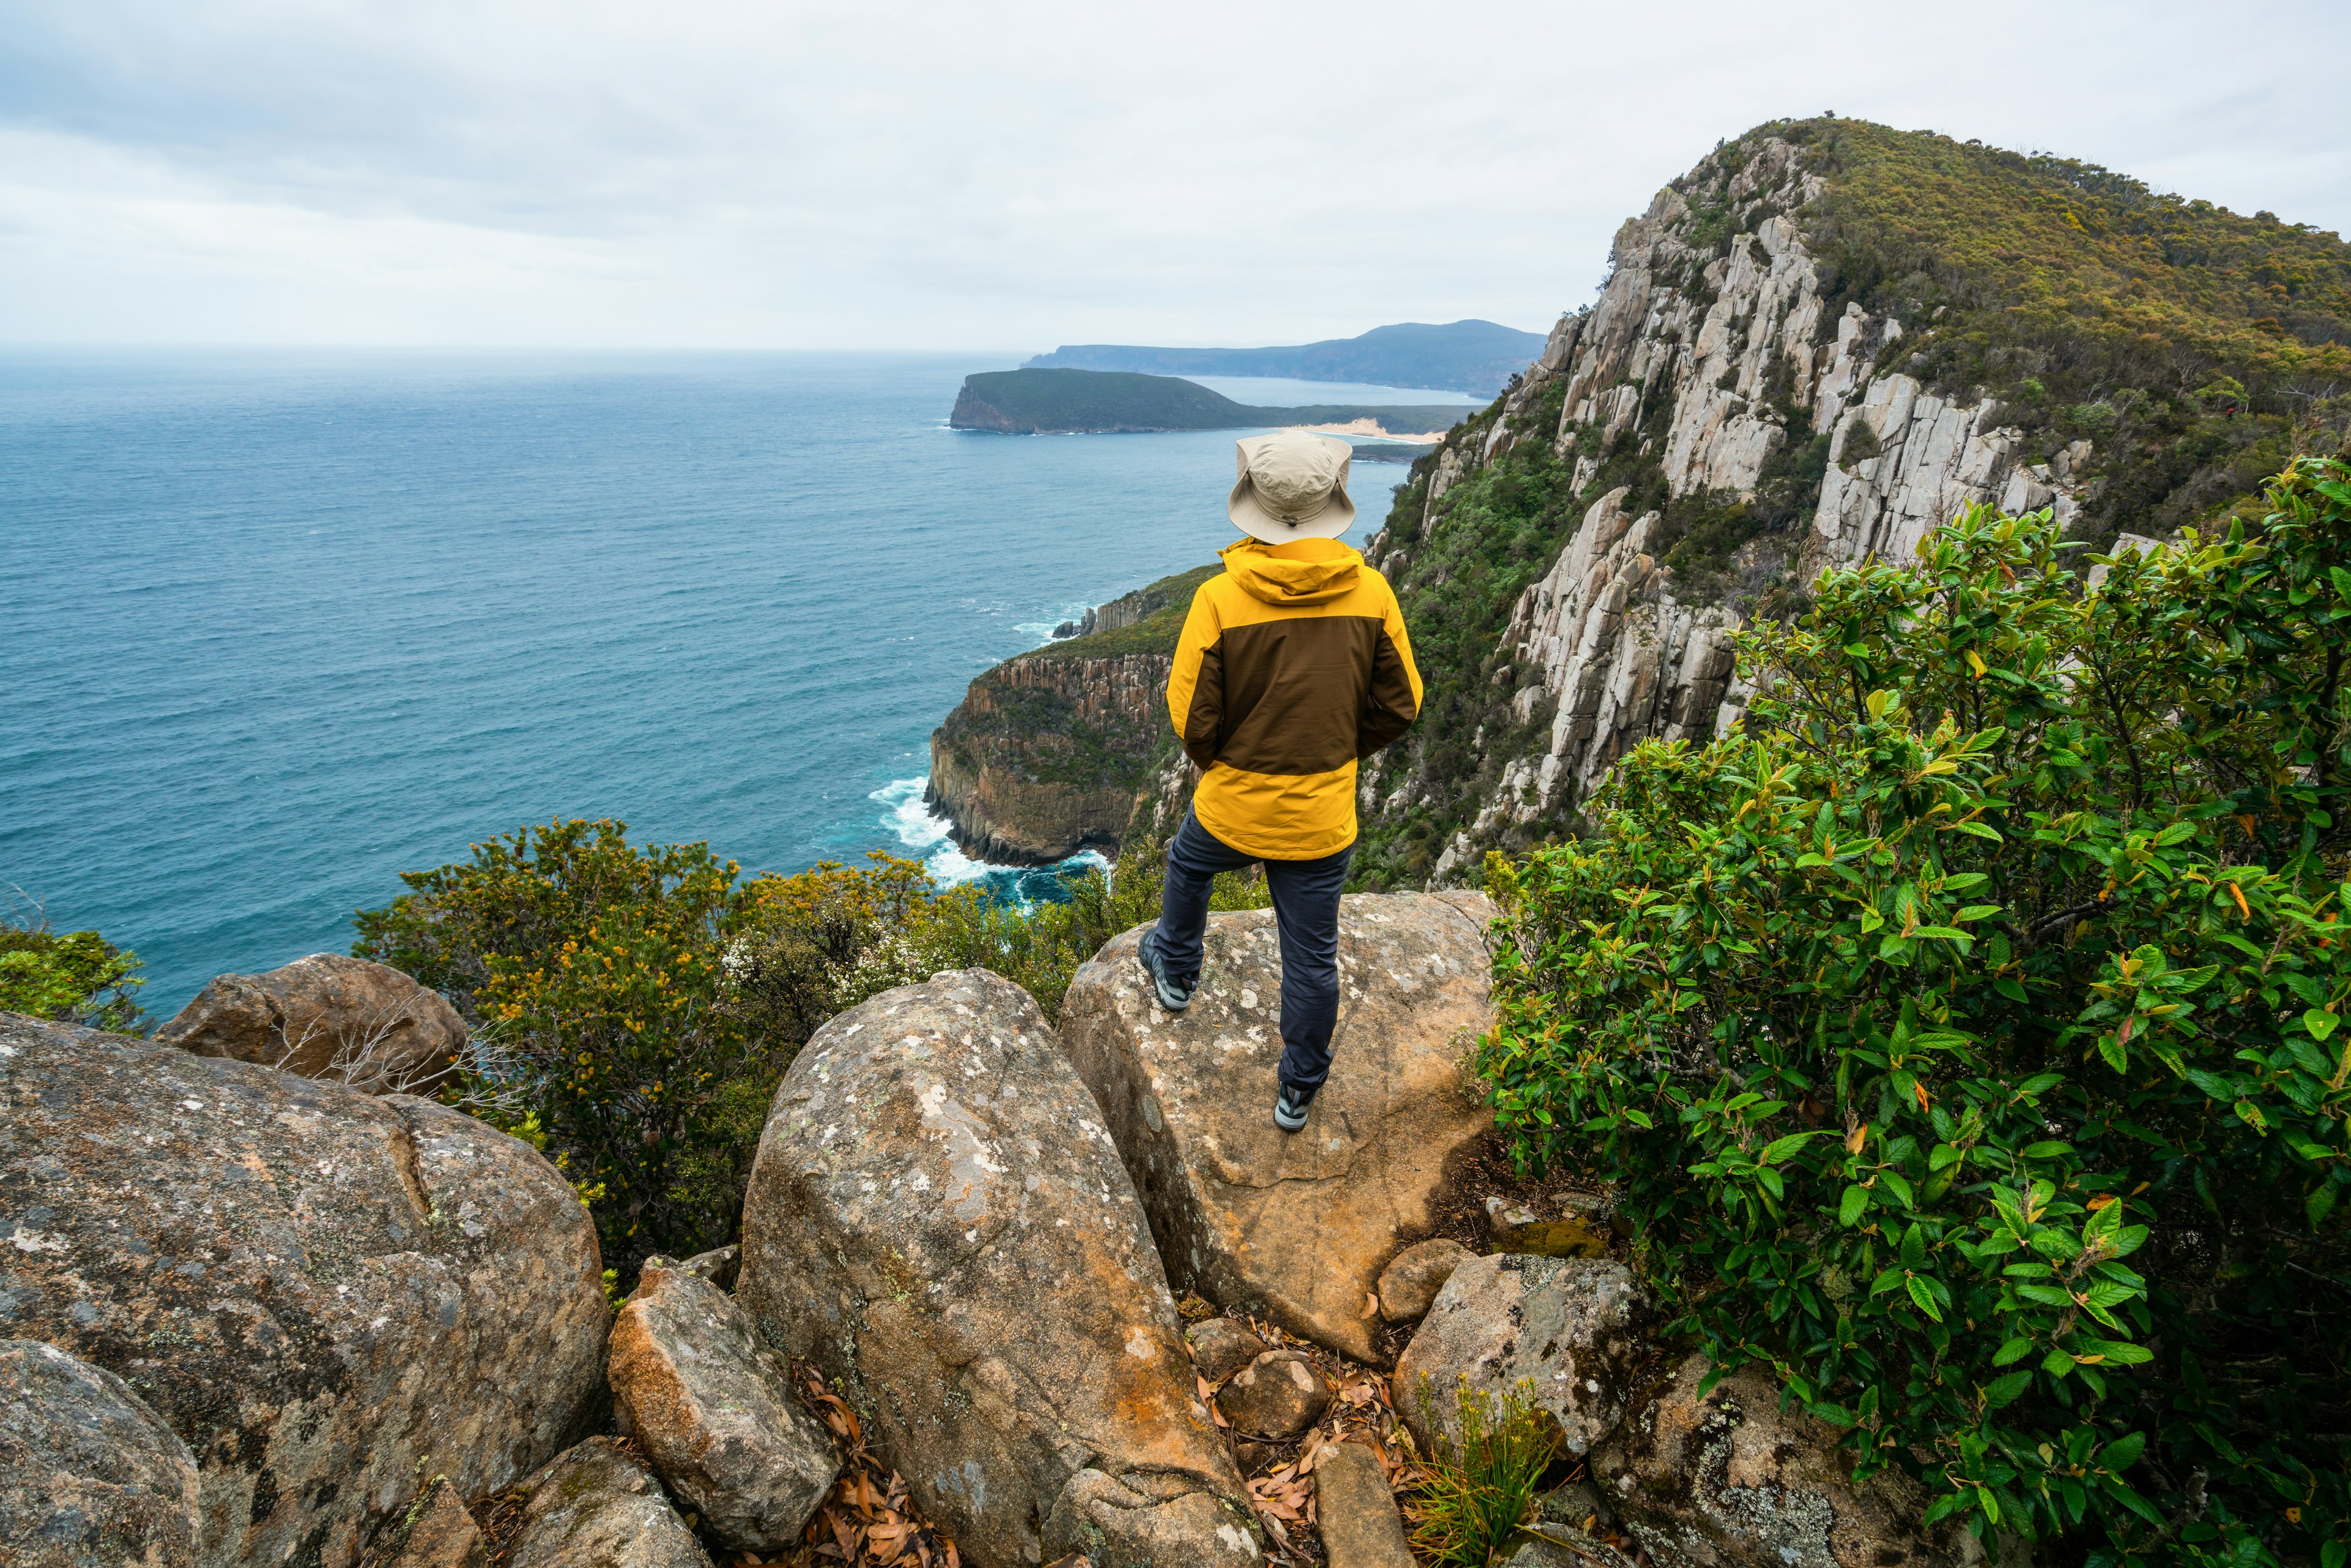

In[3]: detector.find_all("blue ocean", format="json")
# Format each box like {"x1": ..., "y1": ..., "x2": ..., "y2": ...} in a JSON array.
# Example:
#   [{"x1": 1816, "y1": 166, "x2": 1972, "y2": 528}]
[{"x1": 0, "y1": 350, "x2": 1474, "y2": 1015}]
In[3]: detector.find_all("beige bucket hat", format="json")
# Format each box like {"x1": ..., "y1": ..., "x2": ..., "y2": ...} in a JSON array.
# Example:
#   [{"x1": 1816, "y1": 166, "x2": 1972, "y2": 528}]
[{"x1": 1227, "y1": 430, "x2": 1355, "y2": 543}]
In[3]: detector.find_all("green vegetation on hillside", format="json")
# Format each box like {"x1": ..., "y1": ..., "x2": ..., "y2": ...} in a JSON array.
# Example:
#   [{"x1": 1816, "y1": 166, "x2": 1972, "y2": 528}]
[
  {"x1": 951, "y1": 367, "x2": 1468, "y2": 436},
  {"x1": 1021, "y1": 563, "x2": 1219, "y2": 662},
  {"x1": 1478, "y1": 460, "x2": 2351, "y2": 1564},
  {"x1": 1784, "y1": 116, "x2": 2351, "y2": 545}
]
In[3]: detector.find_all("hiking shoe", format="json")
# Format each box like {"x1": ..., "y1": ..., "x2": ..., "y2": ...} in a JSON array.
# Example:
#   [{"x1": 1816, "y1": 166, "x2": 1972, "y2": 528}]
[
  {"x1": 1274, "y1": 1083, "x2": 1315, "y2": 1133},
  {"x1": 1137, "y1": 930, "x2": 1196, "y2": 1013}
]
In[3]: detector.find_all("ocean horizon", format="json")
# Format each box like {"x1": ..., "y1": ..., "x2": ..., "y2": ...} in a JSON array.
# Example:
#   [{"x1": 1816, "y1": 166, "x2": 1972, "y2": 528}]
[{"x1": 0, "y1": 348, "x2": 1475, "y2": 1015}]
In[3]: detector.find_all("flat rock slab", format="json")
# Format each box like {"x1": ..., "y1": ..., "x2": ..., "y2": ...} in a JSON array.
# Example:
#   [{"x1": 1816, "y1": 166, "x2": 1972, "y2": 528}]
[
  {"x1": 1312, "y1": 1440, "x2": 1414, "y2": 1568},
  {"x1": 1060, "y1": 892, "x2": 1498, "y2": 1364},
  {"x1": 157, "y1": 952, "x2": 467, "y2": 1095},
  {"x1": 608, "y1": 1256, "x2": 839, "y2": 1551},
  {"x1": 0, "y1": 1013, "x2": 609, "y2": 1568},
  {"x1": 0, "y1": 1337, "x2": 201, "y2": 1567},
  {"x1": 737, "y1": 970, "x2": 1254, "y2": 1568},
  {"x1": 1591, "y1": 1354, "x2": 1964, "y2": 1568},
  {"x1": 505, "y1": 1439, "x2": 711, "y2": 1568},
  {"x1": 1394, "y1": 1255, "x2": 1646, "y2": 1460}
]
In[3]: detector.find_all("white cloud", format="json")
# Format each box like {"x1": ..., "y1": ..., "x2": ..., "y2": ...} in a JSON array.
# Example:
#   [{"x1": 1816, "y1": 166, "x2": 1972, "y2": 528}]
[{"x1": 1, "y1": 0, "x2": 2344, "y2": 348}]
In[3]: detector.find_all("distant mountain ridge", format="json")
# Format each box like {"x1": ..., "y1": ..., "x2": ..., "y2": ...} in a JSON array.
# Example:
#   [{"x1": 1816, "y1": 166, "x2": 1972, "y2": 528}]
[
  {"x1": 949, "y1": 368, "x2": 1466, "y2": 437},
  {"x1": 1022, "y1": 320, "x2": 1547, "y2": 396}
]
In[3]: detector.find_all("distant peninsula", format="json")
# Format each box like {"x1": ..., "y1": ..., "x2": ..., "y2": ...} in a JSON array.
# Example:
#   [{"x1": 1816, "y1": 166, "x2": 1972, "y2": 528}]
[
  {"x1": 948, "y1": 368, "x2": 1470, "y2": 438},
  {"x1": 1021, "y1": 320, "x2": 1547, "y2": 396}
]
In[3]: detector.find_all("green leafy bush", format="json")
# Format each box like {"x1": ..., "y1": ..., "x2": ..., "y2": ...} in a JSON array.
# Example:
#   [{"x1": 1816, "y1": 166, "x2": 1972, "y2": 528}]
[
  {"x1": 355, "y1": 818, "x2": 767, "y2": 1273},
  {"x1": 0, "y1": 919, "x2": 148, "y2": 1034},
  {"x1": 1479, "y1": 459, "x2": 2351, "y2": 1564},
  {"x1": 1405, "y1": 1377, "x2": 1561, "y2": 1567}
]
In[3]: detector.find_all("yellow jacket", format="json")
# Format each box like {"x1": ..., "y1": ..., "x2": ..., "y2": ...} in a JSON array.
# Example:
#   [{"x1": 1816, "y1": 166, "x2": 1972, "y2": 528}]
[{"x1": 1165, "y1": 537, "x2": 1423, "y2": 860}]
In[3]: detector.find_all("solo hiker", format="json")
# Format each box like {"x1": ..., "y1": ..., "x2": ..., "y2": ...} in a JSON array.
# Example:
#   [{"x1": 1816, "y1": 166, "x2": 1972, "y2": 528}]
[{"x1": 1137, "y1": 429, "x2": 1423, "y2": 1133}]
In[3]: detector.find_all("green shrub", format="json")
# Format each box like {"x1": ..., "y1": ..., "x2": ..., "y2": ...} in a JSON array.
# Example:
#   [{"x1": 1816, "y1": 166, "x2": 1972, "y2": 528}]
[
  {"x1": 1478, "y1": 459, "x2": 2351, "y2": 1564},
  {"x1": 0, "y1": 920, "x2": 148, "y2": 1034},
  {"x1": 355, "y1": 818, "x2": 769, "y2": 1274},
  {"x1": 1406, "y1": 1377, "x2": 1561, "y2": 1567}
]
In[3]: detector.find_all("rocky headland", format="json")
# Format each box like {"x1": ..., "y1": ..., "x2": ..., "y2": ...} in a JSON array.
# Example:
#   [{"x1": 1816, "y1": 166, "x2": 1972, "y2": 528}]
[{"x1": 948, "y1": 369, "x2": 1466, "y2": 438}]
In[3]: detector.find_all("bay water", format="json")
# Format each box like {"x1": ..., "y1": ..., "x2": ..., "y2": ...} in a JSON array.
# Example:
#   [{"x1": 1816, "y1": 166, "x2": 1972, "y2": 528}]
[{"x1": 0, "y1": 350, "x2": 1474, "y2": 1014}]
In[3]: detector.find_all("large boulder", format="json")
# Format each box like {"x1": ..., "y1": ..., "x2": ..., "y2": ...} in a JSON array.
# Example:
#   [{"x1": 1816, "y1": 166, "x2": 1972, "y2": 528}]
[
  {"x1": 737, "y1": 970, "x2": 1256, "y2": 1568},
  {"x1": 503, "y1": 1438, "x2": 712, "y2": 1568},
  {"x1": 0, "y1": 1338, "x2": 201, "y2": 1567},
  {"x1": 1059, "y1": 891, "x2": 1498, "y2": 1364},
  {"x1": 156, "y1": 952, "x2": 467, "y2": 1095},
  {"x1": 1591, "y1": 1354, "x2": 1967, "y2": 1568},
  {"x1": 1393, "y1": 1254, "x2": 1646, "y2": 1460},
  {"x1": 0, "y1": 1012, "x2": 610, "y2": 1568},
  {"x1": 607, "y1": 1255, "x2": 840, "y2": 1552}
]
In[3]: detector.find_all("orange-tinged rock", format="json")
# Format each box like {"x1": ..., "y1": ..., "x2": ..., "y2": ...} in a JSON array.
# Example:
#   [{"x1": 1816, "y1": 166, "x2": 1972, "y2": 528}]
[{"x1": 1060, "y1": 893, "x2": 1498, "y2": 1364}]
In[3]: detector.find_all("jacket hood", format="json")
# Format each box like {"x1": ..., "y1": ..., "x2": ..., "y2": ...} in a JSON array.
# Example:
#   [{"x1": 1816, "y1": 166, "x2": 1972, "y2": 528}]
[{"x1": 1220, "y1": 536, "x2": 1363, "y2": 607}]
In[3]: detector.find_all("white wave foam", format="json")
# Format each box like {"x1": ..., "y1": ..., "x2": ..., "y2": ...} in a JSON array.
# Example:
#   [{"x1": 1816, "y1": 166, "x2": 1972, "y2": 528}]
[
  {"x1": 871, "y1": 776, "x2": 952, "y2": 853},
  {"x1": 869, "y1": 777, "x2": 1115, "y2": 896}
]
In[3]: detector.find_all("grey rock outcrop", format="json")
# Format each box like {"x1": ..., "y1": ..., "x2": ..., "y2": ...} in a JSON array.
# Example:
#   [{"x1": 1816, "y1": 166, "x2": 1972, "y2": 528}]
[
  {"x1": 1591, "y1": 1354, "x2": 1967, "y2": 1568},
  {"x1": 0, "y1": 1338, "x2": 201, "y2": 1568},
  {"x1": 156, "y1": 951, "x2": 468, "y2": 1095},
  {"x1": 503, "y1": 1439, "x2": 713, "y2": 1568},
  {"x1": 1059, "y1": 893, "x2": 1498, "y2": 1364},
  {"x1": 1360, "y1": 135, "x2": 2091, "y2": 882},
  {"x1": 735, "y1": 970, "x2": 1255, "y2": 1568},
  {"x1": 1393, "y1": 1254, "x2": 1647, "y2": 1460},
  {"x1": 0, "y1": 1012, "x2": 610, "y2": 1568},
  {"x1": 607, "y1": 1256, "x2": 839, "y2": 1553}
]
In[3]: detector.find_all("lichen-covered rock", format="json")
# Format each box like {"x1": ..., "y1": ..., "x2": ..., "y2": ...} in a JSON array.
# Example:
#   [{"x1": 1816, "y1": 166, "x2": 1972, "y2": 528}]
[
  {"x1": 607, "y1": 1256, "x2": 839, "y2": 1551},
  {"x1": 1311, "y1": 1439, "x2": 1414, "y2": 1568},
  {"x1": 1376, "y1": 1238, "x2": 1475, "y2": 1324},
  {"x1": 156, "y1": 952, "x2": 467, "y2": 1095},
  {"x1": 0, "y1": 1012, "x2": 609, "y2": 1568},
  {"x1": 1186, "y1": 1318, "x2": 1267, "y2": 1385},
  {"x1": 0, "y1": 1338, "x2": 201, "y2": 1567},
  {"x1": 1059, "y1": 893, "x2": 1497, "y2": 1364},
  {"x1": 1040, "y1": 1469, "x2": 1262, "y2": 1568},
  {"x1": 504, "y1": 1439, "x2": 712, "y2": 1568},
  {"x1": 1215, "y1": 1349, "x2": 1329, "y2": 1440},
  {"x1": 736, "y1": 970, "x2": 1253, "y2": 1568},
  {"x1": 381, "y1": 1478, "x2": 485, "y2": 1568},
  {"x1": 1393, "y1": 1255, "x2": 1646, "y2": 1459},
  {"x1": 1590, "y1": 1354, "x2": 1965, "y2": 1568}
]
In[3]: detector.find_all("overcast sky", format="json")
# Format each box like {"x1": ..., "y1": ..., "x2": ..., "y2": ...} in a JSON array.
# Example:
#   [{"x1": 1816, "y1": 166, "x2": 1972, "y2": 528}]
[{"x1": 2, "y1": 0, "x2": 2345, "y2": 353}]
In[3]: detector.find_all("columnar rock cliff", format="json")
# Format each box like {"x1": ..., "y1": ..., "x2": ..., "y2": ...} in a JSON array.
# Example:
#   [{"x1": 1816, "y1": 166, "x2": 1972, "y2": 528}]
[{"x1": 933, "y1": 118, "x2": 2351, "y2": 883}]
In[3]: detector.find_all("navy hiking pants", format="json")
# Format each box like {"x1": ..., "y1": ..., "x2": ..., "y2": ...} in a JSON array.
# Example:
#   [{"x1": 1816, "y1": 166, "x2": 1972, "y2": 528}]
[{"x1": 1152, "y1": 809, "x2": 1353, "y2": 1096}]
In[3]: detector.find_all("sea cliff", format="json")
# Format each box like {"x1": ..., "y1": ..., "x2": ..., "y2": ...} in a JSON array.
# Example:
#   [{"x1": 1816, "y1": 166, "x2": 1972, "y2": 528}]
[
  {"x1": 924, "y1": 566, "x2": 1215, "y2": 863},
  {"x1": 928, "y1": 116, "x2": 2351, "y2": 885}
]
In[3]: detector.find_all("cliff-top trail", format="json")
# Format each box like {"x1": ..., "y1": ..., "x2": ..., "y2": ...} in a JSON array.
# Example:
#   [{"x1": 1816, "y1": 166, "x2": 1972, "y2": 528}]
[{"x1": 928, "y1": 115, "x2": 2351, "y2": 882}]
